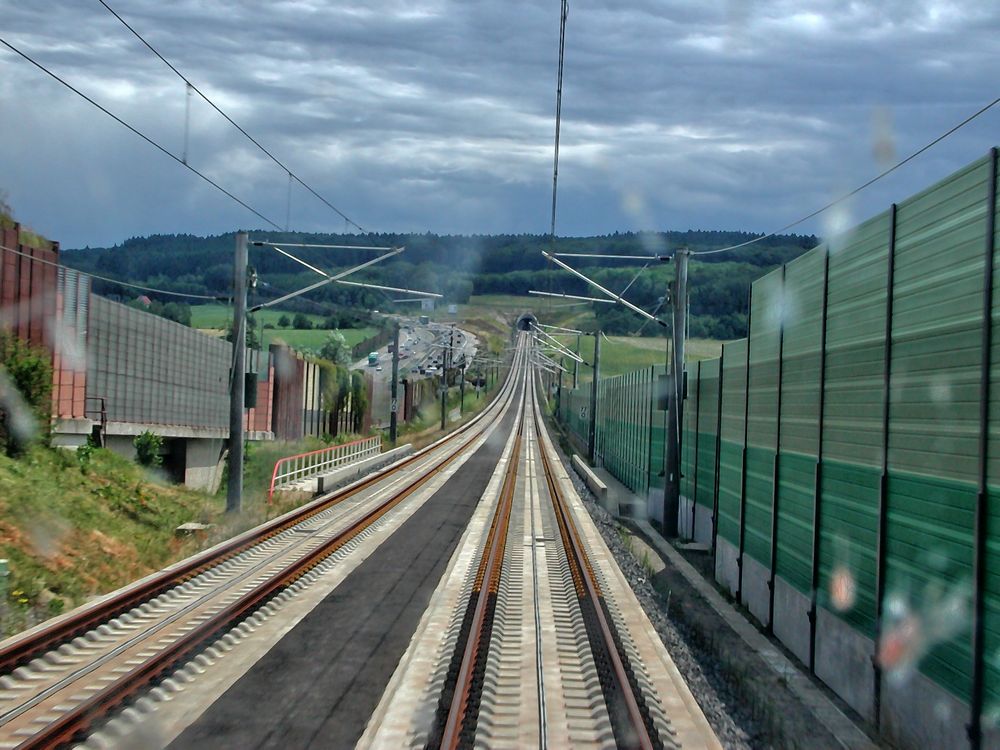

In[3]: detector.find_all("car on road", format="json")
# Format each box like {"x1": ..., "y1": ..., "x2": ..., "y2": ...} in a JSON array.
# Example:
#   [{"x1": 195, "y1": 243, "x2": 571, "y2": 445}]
[
  {"x1": 376, "y1": 365, "x2": 383, "y2": 372},
  {"x1": 426, "y1": 366, "x2": 437, "y2": 375}
]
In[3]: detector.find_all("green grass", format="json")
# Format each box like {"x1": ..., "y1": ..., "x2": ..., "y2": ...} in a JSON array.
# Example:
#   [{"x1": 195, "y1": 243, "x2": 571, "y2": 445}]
[
  {"x1": 190, "y1": 304, "x2": 376, "y2": 355},
  {"x1": 191, "y1": 303, "x2": 333, "y2": 329},
  {"x1": 567, "y1": 336, "x2": 723, "y2": 381},
  {"x1": 0, "y1": 436, "x2": 394, "y2": 636},
  {"x1": 260, "y1": 327, "x2": 375, "y2": 354},
  {"x1": 0, "y1": 446, "x2": 224, "y2": 632}
]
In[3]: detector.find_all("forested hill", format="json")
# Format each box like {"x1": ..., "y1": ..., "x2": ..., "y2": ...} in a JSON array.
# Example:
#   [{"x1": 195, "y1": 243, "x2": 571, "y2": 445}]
[{"x1": 62, "y1": 230, "x2": 819, "y2": 340}]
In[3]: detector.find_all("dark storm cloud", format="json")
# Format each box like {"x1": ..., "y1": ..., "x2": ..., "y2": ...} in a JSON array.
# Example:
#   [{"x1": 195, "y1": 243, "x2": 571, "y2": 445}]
[{"x1": 1, "y1": 1, "x2": 998, "y2": 247}]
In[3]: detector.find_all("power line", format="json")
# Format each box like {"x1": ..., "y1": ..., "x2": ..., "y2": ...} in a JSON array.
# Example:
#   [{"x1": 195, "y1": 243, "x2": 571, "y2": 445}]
[
  {"x1": 97, "y1": 0, "x2": 367, "y2": 233},
  {"x1": 0, "y1": 37, "x2": 282, "y2": 231},
  {"x1": 0, "y1": 243, "x2": 223, "y2": 300},
  {"x1": 693, "y1": 94, "x2": 1000, "y2": 256},
  {"x1": 549, "y1": 0, "x2": 569, "y2": 239}
]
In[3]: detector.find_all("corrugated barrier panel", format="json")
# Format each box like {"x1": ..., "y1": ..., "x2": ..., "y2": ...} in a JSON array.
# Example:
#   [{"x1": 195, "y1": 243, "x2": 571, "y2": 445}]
[
  {"x1": 718, "y1": 339, "x2": 747, "y2": 545},
  {"x1": 87, "y1": 296, "x2": 230, "y2": 429},
  {"x1": 696, "y1": 358, "x2": 720, "y2": 511},
  {"x1": 776, "y1": 248, "x2": 826, "y2": 594},
  {"x1": 745, "y1": 268, "x2": 783, "y2": 565},
  {"x1": 682, "y1": 364, "x2": 699, "y2": 502},
  {"x1": 818, "y1": 210, "x2": 889, "y2": 637},
  {"x1": 884, "y1": 155, "x2": 989, "y2": 702},
  {"x1": 986, "y1": 157, "x2": 1000, "y2": 726}
]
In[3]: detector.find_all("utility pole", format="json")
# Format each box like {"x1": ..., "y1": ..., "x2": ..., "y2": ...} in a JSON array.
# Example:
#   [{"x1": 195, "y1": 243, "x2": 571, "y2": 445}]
[
  {"x1": 459, "y1": 361, "x2": 466, "y2": 416},
  {"x1": 389, "y1": 323, "x2": 400, "y2": 445},
  {"x1": 227, "y1": 232, "x2": 248, "y2": 514},
  {"x1": 574, "y1": 333, "x2": 580, "y2": 389},
  {"x1": 663, "y1": 248, "x2": 689, "y2": 536},
  {"x1": 588, "y1": 332, "x2": 601, "y2": 464},
  {"x1": 557, "y1": 366, "x2": 563, "y2": 418},
  {"x1": 441, "y1": 325, "x2": 454, "y2": 430}
]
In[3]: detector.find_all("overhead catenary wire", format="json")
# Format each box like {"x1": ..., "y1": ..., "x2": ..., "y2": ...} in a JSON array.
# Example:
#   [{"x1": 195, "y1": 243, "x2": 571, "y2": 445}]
[
  {"x1": 0, "y1": 37, "x2": 282, "y2": 231},
  {"x1": 97, "y1": 0, "x2": 367, "y2": 233},
  {"x1": 693, "y1": 93, "x2": 1000, "y2": 257},
  {"x1": 549, "y1": 0, "x2": 569, "y2": 239}
]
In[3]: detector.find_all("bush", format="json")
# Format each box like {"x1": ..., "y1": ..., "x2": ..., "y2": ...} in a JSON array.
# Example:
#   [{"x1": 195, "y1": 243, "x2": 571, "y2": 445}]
[
  {"x1": 0, "y1": 332, "x2": 52, "y2": 455},
  {"x1": 278, "y1": 314, "x2": 290, "y2": 328},
  {"x1": 133, "y1": 431, "x2": 163, "y2": 468},
  {"x1": 292, "y1": 313, "x2": 312, "y2": 330}
]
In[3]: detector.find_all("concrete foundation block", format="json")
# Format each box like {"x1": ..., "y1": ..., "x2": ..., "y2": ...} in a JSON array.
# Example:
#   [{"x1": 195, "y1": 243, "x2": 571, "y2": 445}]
[
  {"x1": 677, "y1": 496, "x2": 694, "y2": 538},
  {"x1": 571, "y1": 455, "x2": 608, "y2": 502},
  {"x1": 646, "y1": 487, "x2": 664, "y2": 527},
  {"x1": 693, "y1": 505, "x2": 713, "y2": 547},
  {"x1": 740, "y1": 555, "x2": 771, "y2": 629},
  {"x1": 715, "y1": 537, "x2": 740, "y2": 596},
  {"x1": 882, "y1": 663, "x2": 970, "y2": 750},
  {"x1": 814, "y1": 608, "x2": 875, "y2": 723},
  {"x1": 772, "y1": 577, "x2": 811, "y2": 665}
]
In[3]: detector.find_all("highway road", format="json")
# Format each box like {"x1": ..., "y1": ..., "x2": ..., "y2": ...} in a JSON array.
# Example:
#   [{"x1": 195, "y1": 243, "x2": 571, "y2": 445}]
[{"x1": 356, "y1": 317, "x2": 478, "y2": 429}]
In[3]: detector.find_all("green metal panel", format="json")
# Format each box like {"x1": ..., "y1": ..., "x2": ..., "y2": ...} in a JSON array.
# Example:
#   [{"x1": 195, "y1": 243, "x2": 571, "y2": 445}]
[
  {"x1": 985, "y1": 159, "x2": 1000, "y2": 715},
  {"x1": 885, "y1": 472, "x2": 975, "y2": 701},
  {"x1": 883, "y1": 156, "x2": 990, "y2": 702},
  {"x1": 717, "y1": 339, "x2": 747, "y2": 545},
  {"x1": 817, "y1": 211, "x2": 889, "y2": 634},
  {"x1": 775, "y1": 450, "x2": 815, "y2": 593},
  {"x1": 696, "y1": 358, "x2": 720, "y2": 509},
  {"x1": 818, "y1": 459, "x2": 880, "y2": 635},
  {"x1": 649, "y1": 365, "x2": 667, "y2": 492},
  {"x1": 776, "y1": 248, "x2": 826, "y2": 593},
  {"x1": 744, "y1": 269, "x2": 783, "y2": 565},
  {"x1": 890, "y1": 155, "x2": 989, "y2": 480},
  {"x1": 682, "y1": 365, "x2": 699, "y2": 501}
]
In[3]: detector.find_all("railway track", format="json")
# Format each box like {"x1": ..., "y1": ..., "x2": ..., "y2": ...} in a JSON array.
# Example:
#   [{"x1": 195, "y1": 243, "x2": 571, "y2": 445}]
[
  {"x1": 362, "y1": 341, "x2": 720, "y2": 749},
  {"x1": 0, "y1": 345, "x2": 527, "y2": 749}
]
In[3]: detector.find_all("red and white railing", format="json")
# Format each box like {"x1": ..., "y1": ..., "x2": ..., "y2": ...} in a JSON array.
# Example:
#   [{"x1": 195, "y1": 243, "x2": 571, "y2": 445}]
[{"x1": 267, "y1": 436, "x2": 382, "y2": 503}]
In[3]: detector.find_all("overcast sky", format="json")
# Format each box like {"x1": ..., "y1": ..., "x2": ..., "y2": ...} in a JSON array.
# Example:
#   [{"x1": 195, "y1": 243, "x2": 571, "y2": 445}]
[{"x1": 2, "y1": 1, "x2": 999, "y2": 249}]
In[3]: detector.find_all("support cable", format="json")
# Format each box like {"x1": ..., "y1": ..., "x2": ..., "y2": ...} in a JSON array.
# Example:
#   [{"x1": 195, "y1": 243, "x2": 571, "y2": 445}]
[
  {"x1": 0, "y1": 37, "x2": 282, "y2": 231},
  {"x1": 693, "y1": 94, "x2": 1000, "y2": 257},
  {"x1": 97, "y1": 0, "x2": 367, "y2": 233}
]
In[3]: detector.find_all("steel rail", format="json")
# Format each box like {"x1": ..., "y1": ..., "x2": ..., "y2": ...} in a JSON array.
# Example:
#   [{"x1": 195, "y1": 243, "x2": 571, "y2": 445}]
[
  {"x1": 14, "y1": 346, "x2": 528, "y2": 749},
  {"x1": 0, "y1": 349, "x2": 519, "y2": 678},
  {"x1": 438, "y1": 382, "x2": 526, "y2": 749},
  {"x1": 532, "y1": 381, "x2": 658, "y2": 750}
]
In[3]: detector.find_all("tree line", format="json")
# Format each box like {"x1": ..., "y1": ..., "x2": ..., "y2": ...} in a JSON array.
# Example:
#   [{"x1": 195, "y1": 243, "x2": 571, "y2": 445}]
[{"x1": 63, "y1": 230, "x2": 818, "y2": 341}]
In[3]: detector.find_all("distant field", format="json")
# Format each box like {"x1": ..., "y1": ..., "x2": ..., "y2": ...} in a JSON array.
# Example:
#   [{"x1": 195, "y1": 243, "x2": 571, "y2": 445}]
[
  {"x1": 191, "y1": 304, "x2": 375, "y2": 354},
  {"x1": 190, "y1": 303, "x2": 329, "y2": 329},
  {"x1": 260, "y1": 327, "x2": 376, "y2": 352},
  {"x1": 422, "y1": 294, "x2": 598, "y2": 331},
  {"x1": 419, "y1": 294, "x2": 724, "y2": 379},
  {"x1": 565, "y1": 336, "x2": 724, "y2": 381}
]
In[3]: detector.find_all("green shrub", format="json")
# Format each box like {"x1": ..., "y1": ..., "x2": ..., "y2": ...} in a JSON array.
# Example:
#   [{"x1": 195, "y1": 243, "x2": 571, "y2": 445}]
[
  {"x1": 133, "y1": 431, "x2": 163, "y2": 468},
  {"x1": 0, "y1": 332, "x2": 52, "y2": 456}
]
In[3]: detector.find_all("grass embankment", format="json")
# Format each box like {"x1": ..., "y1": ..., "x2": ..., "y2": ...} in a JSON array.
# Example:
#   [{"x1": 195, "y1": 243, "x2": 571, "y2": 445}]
[
  {"x1": 0, "y1": 436, "x2": 365, "y2": 637},
  {"x1": 0, "y1": 447, "x2": 223, "y2": 634}
]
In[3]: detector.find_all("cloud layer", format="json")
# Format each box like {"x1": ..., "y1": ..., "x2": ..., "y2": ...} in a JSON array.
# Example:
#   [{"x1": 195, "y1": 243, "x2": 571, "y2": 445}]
[{"x1": 2, "y1": 1, "x2": 999, "y2": 248}]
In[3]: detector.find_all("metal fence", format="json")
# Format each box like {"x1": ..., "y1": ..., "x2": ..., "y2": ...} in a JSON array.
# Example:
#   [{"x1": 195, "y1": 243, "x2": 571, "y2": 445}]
[
  {"x1": 267, "y1": 435, "x2": 382, "y2": 501},
  {"x1": 86, "y1": 295, "x2": 230, "y2": 429},
  {"x1": 553, "y1": 148, "x2": 1000, "y2": 749}
]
